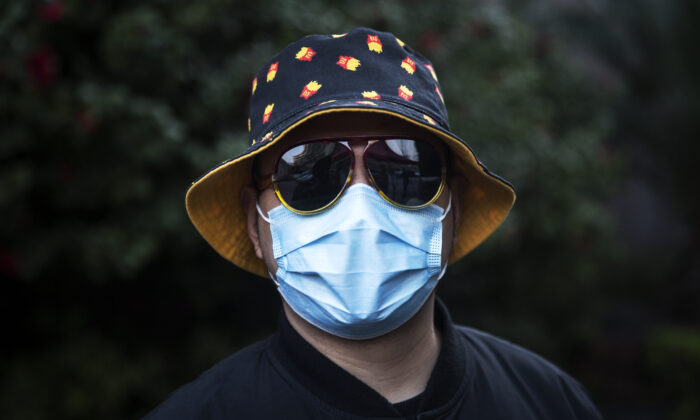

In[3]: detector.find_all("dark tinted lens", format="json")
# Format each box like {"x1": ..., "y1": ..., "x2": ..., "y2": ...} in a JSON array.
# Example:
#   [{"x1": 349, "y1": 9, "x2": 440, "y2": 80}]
[
  {"x1": 274, "y1": 142, "x2": 352, "y2": 212},
  {"x1": 365, "y1": 139, "x2": 443, "y2": 207}
]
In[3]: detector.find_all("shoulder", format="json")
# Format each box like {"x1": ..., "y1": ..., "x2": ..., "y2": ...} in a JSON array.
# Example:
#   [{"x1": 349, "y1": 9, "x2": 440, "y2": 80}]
[
  {"x1": 456, "y1": 325, "x2": 569, "y2": 380},
  {"x1": 142, "y1": 337, "x2": 275, "y2": 420},
  {"x1": 455, "y1": 325, "x2": 603, "y2": 419}
]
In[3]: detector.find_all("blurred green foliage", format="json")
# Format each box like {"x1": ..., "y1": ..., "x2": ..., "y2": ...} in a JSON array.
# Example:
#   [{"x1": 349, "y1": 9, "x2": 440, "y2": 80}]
[{"x1": 1, "y1": 1, "x2": 698, "y2": 419}]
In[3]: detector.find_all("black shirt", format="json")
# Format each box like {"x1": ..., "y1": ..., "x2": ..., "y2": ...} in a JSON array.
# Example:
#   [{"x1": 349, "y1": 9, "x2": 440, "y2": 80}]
[{"x1": 144, "y1": 299, "x2": 602, "y2": 419}]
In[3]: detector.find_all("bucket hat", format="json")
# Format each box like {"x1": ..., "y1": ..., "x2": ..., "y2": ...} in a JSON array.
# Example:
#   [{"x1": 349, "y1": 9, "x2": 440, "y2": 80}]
[{"x1": 186, "y1": 27, "x2": 516, "y2": 277}]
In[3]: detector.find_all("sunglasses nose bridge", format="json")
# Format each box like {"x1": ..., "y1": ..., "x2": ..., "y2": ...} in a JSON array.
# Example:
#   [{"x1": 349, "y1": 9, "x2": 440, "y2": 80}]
[{"x1": 344, "y1": 140, "x2": 372, "y2": 187}]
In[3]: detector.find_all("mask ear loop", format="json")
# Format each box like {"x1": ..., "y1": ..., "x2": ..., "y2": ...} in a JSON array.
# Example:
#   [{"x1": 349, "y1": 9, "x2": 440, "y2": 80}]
[
  {"x1": 436, "y1": 191, "x2": 452, "y2": 223},
  {"x1": 437, "y1": 262, "x2": 448, "y2": 280},
  {"x1": 257, "y1": 201, "x2": 281, "y2": 287},
  {"x1": 256, "y1": 201, "x2": 272, "y2": 224},
  {"x1": 436, "y1": 191, "x2": 452, "y2": 279}
]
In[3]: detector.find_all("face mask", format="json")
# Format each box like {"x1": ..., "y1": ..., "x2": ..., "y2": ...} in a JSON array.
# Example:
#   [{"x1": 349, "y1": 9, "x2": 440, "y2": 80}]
[{"x1": 257, "y1": 183, "x2": 451, "y2": 340}]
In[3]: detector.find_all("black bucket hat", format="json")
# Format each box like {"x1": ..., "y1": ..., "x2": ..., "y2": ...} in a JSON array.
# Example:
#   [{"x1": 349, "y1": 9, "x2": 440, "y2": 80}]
[{"x1": 186, "y1": 27, "x2": 516, "y2": 277}]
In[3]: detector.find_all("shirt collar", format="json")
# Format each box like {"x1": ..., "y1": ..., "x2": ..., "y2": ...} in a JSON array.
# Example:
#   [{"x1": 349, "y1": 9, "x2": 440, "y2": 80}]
[{"x1": 268, "y1": 297, "x2": 471, "y2": 418}]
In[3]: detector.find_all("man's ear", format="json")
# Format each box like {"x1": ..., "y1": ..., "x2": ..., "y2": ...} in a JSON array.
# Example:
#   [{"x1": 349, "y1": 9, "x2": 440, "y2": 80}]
[
  {"x1": 449, "y1": 175, "x2": 469, "y2": 248},
  {"x1": 240, "y1": 186, "x2": 264, "y2": 260}
]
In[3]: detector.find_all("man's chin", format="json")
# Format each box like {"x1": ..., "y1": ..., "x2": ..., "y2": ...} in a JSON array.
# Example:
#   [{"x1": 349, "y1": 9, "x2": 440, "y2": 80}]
[{"x1": 281, "y1": 294, "x2": 437, "y2": 344}]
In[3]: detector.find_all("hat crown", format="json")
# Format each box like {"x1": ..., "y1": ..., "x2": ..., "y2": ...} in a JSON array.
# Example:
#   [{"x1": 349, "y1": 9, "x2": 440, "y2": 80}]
[{"x1": 247, "y1": 27, "x2": 449, "y2": 146}]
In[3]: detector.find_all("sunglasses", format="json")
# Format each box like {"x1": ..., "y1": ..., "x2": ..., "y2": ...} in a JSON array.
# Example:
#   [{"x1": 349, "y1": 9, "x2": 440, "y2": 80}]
[{"x1": 256, "y1": 136, "x2": 447, "y2": 214}]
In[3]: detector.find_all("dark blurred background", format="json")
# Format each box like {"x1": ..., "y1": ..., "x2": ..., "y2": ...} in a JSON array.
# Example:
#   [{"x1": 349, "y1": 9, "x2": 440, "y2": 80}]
[{"x1": 1, "y1": 0, "x2": 698, "y2": 419}]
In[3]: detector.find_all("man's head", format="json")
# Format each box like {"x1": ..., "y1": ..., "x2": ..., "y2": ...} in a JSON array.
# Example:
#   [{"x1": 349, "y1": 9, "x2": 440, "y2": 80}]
[
  {"x1": 185, "y1": 27, "x2": 515, "y2": 279},
  {"x1": 240, "y1": 112, "x2": 468, "y2": 278}
]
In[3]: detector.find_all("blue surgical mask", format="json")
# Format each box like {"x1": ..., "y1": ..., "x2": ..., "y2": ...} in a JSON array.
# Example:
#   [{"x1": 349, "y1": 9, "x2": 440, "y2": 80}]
[{"x1": 257, "y1": 183, "x2": 451, "y2": 340}]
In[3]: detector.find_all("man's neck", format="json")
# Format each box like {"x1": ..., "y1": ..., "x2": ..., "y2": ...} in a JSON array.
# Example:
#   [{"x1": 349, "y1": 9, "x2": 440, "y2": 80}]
[{"x1": 282, "y1": 297, "x2": 441, "y2": 404}]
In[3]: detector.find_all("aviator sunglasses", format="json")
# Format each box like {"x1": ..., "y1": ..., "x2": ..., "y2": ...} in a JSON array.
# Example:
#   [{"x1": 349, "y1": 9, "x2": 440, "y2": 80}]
[{"x1": 256, "y1": 136, "x2": 447, "y2": 214}]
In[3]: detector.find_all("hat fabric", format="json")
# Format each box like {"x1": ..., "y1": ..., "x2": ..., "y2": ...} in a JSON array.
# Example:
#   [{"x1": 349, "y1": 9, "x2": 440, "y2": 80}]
[{"x1": 186, "y1": 27, "x2": 516, "y2": 277}]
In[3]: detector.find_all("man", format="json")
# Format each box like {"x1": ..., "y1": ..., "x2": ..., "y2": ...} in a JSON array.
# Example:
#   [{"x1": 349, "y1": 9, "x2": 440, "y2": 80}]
[{"x1": 145, "y1": 28, "x2": 602, "y2": 419}]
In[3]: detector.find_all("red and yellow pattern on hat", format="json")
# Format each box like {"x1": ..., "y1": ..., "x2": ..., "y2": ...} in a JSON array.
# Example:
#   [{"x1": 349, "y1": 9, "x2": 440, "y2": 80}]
[
  {"x1": 398, "y1": 85, "x2": 413, "y2": 101},
  {"x1": 266, "y1": 62, "x2": 278, "y2": 82},
  {"x1": 261, "y1": 131, "x2": 273, "y2": 142},
  {"x1": 295, "y1": 47, "x2": 316, "y2": 61},
  {"x1": 337, "y1": 56, "x2": 361, "y2": 71},
  {"x1": 434, "y1": 84, "x2": 444, "y2": 103},
  {"x1": 367, "y1": 34, "x2": 383, "y2": 53},
  {"x1": 300, "y1": 81, "x2": 322, "y2": 99},
  {"x1": 263, "y1": 104, "x2": 274, "y2": 124},
  {"x1": 425, "y1": 64, "x2": 438, "y2": 81},
  {"x1": 248, "y1": 29, "x2": 452, "y2": 149},
  {"x1": 401, "y1": 56, "x2": 416, "y2": 74}
]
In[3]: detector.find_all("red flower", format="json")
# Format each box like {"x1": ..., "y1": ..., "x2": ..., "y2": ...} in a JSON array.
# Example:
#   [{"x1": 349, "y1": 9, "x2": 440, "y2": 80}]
[
  {"x1": 27, "y1": 47, "x2": 58, "y2": 88},
  {"x1": 38, "y1": 1, "x2": 65, "y2": 23}
]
